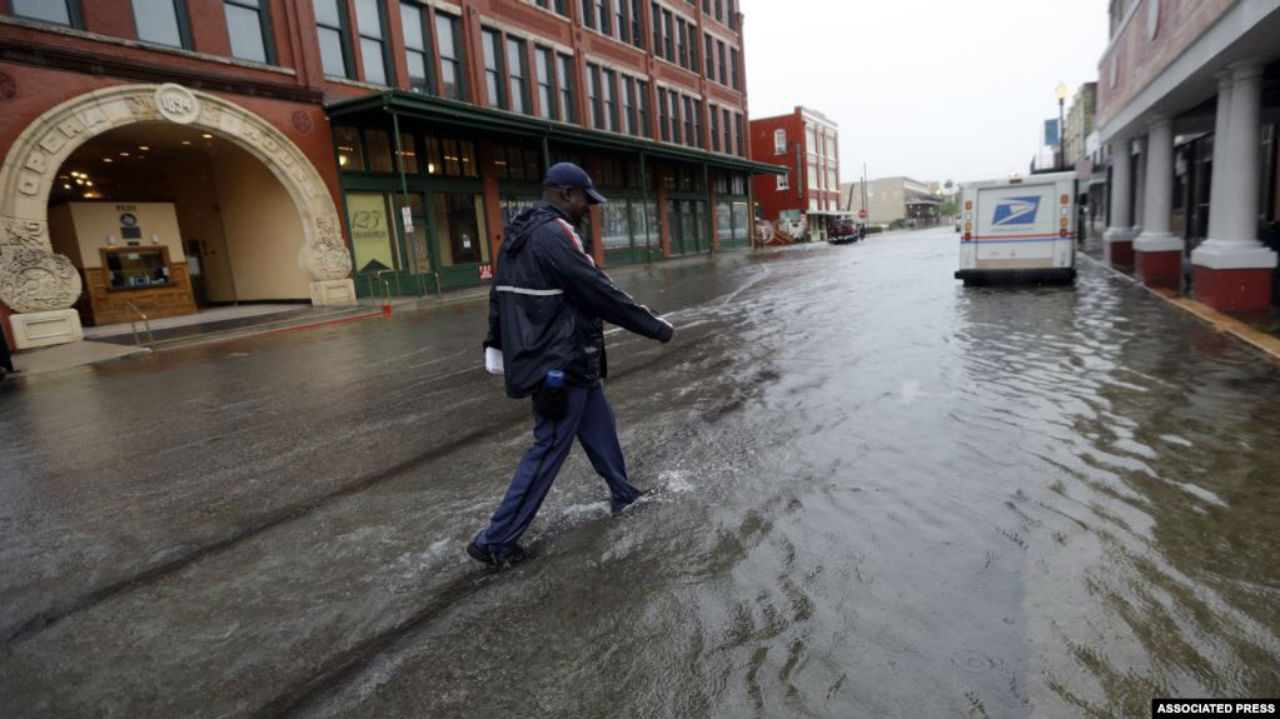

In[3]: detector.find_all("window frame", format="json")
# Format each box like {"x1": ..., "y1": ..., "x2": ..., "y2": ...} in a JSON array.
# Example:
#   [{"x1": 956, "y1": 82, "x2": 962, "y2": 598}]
[
  {"x1": 399, "y1": 1, "x2": 433, "y2": 93},
  {"x1": 131, "y1": 0, "x2": 193, "y2": 50},
  {"x1": 637, "y1": 79, "x2": 651, "y2": 138},
  {"x1": 481, "y1": 27, "x2": 507, "y2": 109},
  {"x1": 506, "y1": 35, "x2": 531, "y2": 115},
  {"x1": 534, "y1": 45, "x2": 557, "y2": 120},
  {"x1": 729, "y1": 46, "x2": 739, "y2": 90},
  {"x1": 222, "y1": 0, "x2": 275, "y2": 63},
  {"x1": 586, "y1": 62, "x2": 603, "y2": 129},
  {"x1": 8, "y1": 0, "x2": 84, "y2": 28},
  {"x1": 435, "y1": 10, "x2": 466, "y2": 101},
  {"x1": 710, "y1": 105, "x2": 720, "y2": 152},
  {"x1": 314, "y1": 0, "x2": 355, "y2": 79},
  {"x1": 353, "y1": 0, "x2": 394, "y2": 86},
  {"x1": 557, "y1": 52, "x2": 577, "y2": 123},
  {"x1": 774, "y1": 128, "x2": 786, "y2": 155},
  {"x1": 602, "y1": 67, "x2": 618, "y2": 132}
]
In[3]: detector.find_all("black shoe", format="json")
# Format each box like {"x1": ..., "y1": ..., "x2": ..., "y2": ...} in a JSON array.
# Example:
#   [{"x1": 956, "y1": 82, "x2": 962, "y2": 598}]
[
  {"x1": 611, "y1": 489, "x2": 649, "y2": 516},
  {"x1": 466, "y1": 540, "x2": 529, "y2": 568}
]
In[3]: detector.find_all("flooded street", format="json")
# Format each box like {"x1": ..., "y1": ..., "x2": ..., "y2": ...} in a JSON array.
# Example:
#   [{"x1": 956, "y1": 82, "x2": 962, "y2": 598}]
[{"x1": 2, "y1": 227, "x2": 1278, "y2": 718}]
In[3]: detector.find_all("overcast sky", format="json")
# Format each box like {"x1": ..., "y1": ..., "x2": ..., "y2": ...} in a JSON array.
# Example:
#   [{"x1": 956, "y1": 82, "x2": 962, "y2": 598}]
[{"x1": 743, "y1": 0, "x2": 1109, "y2": 185}]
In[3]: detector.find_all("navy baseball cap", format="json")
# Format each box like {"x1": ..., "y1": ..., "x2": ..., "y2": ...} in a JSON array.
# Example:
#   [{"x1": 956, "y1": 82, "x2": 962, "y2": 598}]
[{"x1": 544, "y1": 162, "x2": 607, "y2": 204}]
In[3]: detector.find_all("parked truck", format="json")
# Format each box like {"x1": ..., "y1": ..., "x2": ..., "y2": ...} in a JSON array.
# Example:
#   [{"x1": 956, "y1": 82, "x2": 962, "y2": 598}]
[{"x1": 954, "y1": 171, "x2": 1077, "y2": 286}]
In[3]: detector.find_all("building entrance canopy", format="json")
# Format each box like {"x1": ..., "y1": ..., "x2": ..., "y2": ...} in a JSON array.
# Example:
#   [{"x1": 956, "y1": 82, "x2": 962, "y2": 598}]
[{"x1": 325, "y1": 90, "x2": 788, "y2": 178}]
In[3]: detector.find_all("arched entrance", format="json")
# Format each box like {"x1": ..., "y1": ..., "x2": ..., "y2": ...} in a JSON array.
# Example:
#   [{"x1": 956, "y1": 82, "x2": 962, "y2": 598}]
[{"x1": 0, "y1": 83, "x2": 353, "y2": 348}]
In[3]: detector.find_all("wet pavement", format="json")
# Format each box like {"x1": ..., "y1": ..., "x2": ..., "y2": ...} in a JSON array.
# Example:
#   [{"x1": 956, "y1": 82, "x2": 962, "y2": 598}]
[{"x1": 2, "y1": 227, "x2": 1279, "y2": 718}]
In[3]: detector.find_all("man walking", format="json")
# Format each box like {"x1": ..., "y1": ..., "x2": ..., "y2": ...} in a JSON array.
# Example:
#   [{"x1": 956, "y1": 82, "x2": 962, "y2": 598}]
[{"x1": 470, "y1": 163, "x2": 674, "y2": 567}]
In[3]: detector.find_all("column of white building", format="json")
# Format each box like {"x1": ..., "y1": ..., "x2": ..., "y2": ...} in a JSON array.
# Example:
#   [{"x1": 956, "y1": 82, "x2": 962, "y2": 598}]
[{"x1": 1190, "y1": 62, "x2": 1277, "y2": 311}]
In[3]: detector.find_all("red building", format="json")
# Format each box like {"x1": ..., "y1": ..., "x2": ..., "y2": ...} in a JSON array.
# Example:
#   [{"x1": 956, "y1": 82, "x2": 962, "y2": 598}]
[
  {"x1": 0, "y1": 0, "x2": 782, "y2": 351},
  {"x1": 748, "y1": 106, "x2": 842, "y2": 240}
]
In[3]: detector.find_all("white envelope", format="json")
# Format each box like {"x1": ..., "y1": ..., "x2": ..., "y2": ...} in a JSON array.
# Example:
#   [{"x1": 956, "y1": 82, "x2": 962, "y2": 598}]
[{"x1": 484, "y1": 347, "x2": 505, "y2": 375}]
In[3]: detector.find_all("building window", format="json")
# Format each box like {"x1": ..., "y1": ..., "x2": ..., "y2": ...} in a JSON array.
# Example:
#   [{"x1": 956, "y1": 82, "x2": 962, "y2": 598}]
[
  {"x1": 223, "y1": 0, "x2": 273, "y2": 63},
  {"x1": 597, "y1": 0, "x2": 612, "y2": 35},
  {"x1": 436, "y1": 12, "x2": 464, "y2": 100},
  {"x1": 314, "y1": 0, "x2": 352, "y2": 78},
  {"x1": 727, "y1": 0, "x2": 737, "y2": 29},
  {"x1": 615, "y1": 0, "x2": 628, "y2": 43},
  {"x1": 630, "y1": 0, "x2": 644, "y2": 49},
  {"x1": 354, "y1": 0, "x2": 391, "y2": 85},
  {"x1": 400, "y1": 2, "x2": 432, "y2": 93},
  {"x1": 730, "y1": 47, "x2": 739, "y2": 90},
  {"x1": 558, "y1": 53, "x2": 577, "y2": 123},
  {"x1": 683, "y1": 96, "x2": 694, "y2": 147},
  {"x1": 689, "y1": 29, "x2": 699, "y2": 73},
  {"x1": 507, "y1": 37, "x2": 529, "y2": 114},
  {"x1": 602, "y1": 69, "x2": 617, "y2": 131},
  {"x1": 774, "y1": 129, "x2": 785, "y2": 154},
  {"x1": 586, "y1": 63, "x2": 602, "y2": 129},
  {"x1": 722, "y1": 108, "x2": 731, "y2": 153},
  {"x1": 651, "y1": 3, "x2": 662, "y2": 58},
  {"x1": 10, "y1": 0, "x2": 81, "y2": 26},
  {"x1": 663, "y1": 10, "x2": 674, "y2": 61},
  {"x1": 535, "y1": 47, "x2": 555, "y2": 120},
  {"x1": 335, "y1": 126, "x2": 365, "y2": 171},
  {"x1": 777, "y1": 173, "x2": 789, "y2": 190},
  {"x1": 132, "y1": 0, "x2": 190, "y2": 49},
  {"x1": 669, "y1": 89, "x2": 681, "y2": 144},
  {"x1": 717, "y1": 41, "x2": 726, "y2": 84},
  {"x1": 710, "y1": 105, "x2": 720, "y2": 152},
  {"x1": 533, "y1": 0, "x2": 568, "y2": 15},
  {"x1": 581, "y1": 0, "x2": 594, "y2": 28},
  {"x1": 693, "y1": 100, "x2": 703, "y2": 149},
  {"x1": 637, "y1": 80, "x2": 650, "y2": 138},
  {"x1": 482, "y1": 29, "x2": 505, "y2": 109},
  {"x1": 676, "y1": 18, "x2": 688, "y2": 69},
  {"x1": 433, "y1": 193, "x2": 489, "y2": 267},
  {"x1": 735, "y1": 113, "x2": 744, "y2": 156},
  {"x1": 658, "y1": 90, "x2": 669, "y2": 142},
  {"x1": 714, "y1": 0, "x2": 722, "y2": 22},
  {"x1": 704, "y1": 33, "x2": 714, "y2": 80},
  {"x1": 621, "y1": 76, "x2": 636, "y2": 135}
]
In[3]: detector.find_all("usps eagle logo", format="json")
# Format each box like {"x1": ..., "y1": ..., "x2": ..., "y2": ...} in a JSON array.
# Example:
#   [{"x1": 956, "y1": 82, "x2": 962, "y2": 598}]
[{"x1": 991, "y1": 197, "x2": 1041, "y2": 226}]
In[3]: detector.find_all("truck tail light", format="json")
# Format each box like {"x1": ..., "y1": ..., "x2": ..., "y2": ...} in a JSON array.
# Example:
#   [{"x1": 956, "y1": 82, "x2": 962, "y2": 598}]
[
  {"x1": 1060, "y1": 228, "x2": 1068, "y2": 237},
  {"x1": 964, "y1": 232, "x2": 972, "y2": 242}
]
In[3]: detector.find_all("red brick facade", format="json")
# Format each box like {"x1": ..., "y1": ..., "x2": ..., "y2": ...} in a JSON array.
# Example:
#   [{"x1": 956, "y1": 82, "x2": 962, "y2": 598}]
[{"x1": 748, "y1": 107, "x2": 840, "y2": 225}]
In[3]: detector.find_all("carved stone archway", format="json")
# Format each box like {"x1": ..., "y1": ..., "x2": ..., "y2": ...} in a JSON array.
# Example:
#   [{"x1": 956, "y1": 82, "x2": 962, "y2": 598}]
[{"x1": 0, "y1": 83, "x2": 352, "y2": 334}]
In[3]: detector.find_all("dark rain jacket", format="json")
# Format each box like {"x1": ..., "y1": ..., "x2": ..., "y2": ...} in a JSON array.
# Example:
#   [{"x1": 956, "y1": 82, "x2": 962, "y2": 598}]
[{"x1": 484, "y1": 202, "x2": 673, "y2": 399}]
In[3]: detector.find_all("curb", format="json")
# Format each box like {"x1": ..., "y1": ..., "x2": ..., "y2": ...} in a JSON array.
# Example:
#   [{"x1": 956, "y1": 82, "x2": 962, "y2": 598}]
[{"x1": 1080, "y1": 253, "x2": 1280, "y2": 365}]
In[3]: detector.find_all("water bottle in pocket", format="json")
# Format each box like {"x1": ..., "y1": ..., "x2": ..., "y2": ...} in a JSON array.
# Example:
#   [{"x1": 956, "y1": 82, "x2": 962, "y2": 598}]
[{"x1": 534, "y1": 369, "x2": 568, "y2": 420}]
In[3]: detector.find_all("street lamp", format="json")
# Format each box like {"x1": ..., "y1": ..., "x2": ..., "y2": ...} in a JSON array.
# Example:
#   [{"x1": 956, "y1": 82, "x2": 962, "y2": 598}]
[{"x1": 1055, "y1": 82, "x2": 1069, "y2": 170}]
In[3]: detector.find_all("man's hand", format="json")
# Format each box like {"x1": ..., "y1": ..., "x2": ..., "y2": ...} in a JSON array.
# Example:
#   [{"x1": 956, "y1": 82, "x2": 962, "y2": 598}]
[{"x1": 657, "y1": 319, "x2": 675, "y2": 344}]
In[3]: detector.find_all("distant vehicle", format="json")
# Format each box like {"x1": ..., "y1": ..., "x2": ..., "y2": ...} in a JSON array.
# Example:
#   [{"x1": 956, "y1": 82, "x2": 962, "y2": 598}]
[
  {"x1": 826, "y1": 215, "x2": 858, "y2": 244},
  {"x1": 955, "y1": 171, "x2": 1077, "y2": 286}
]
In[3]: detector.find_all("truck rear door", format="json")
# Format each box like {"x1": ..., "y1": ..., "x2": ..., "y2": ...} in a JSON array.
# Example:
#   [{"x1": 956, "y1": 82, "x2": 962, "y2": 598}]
[{"x1": 973, "y1": 182, "x2": 1060, "y2": 268}]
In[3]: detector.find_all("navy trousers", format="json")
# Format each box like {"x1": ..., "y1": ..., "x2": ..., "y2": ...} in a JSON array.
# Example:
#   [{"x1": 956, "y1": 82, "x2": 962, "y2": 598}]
[{"x1": 475, "y1": 381, "x2": 641, "y2": 553}]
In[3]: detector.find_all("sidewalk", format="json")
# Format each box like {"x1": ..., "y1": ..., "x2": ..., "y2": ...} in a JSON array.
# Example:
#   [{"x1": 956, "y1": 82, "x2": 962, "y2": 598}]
[
  {"x1": 5, "y1": 248, "x2": 747, "y2": 381},
  {"x1": 1079, "y1": 222, "x2": 1280, "y2": 364}
]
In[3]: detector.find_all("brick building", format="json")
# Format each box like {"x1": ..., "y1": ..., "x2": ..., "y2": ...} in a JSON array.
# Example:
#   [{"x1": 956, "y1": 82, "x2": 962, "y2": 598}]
[
  {"x1": 1097, "y1": 0, "x2": 1280, "y2": 311},
  {"x1": 748, "y1": 106, "x2": 842, "y2": 240},
  {"x1": 0, "y1": 0, "x2": 781, "y2": 350}
]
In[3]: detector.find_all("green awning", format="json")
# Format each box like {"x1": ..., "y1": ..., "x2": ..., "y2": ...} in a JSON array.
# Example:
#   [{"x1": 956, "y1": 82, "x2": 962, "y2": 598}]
[{"x1": 325, "y1": 90, "x2": 788, "y2": 176}]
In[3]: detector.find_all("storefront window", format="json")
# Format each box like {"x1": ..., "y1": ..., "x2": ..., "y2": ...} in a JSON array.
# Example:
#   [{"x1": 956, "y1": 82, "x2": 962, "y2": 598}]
[
  {"x1": 434, "y1": 193, "x2": 489, "y2": 266},
  {"x1": 365, "y1": 129, "x2": 394, "y2": 172},
  {"x1": 396, "y1": 132, "x2": 418, "y2": 173},
  {"x1": 732, "y1": 201, "x2": 749, "y2": 242},
  {"x1": 603, "y1": 200, "x2": 632, "y2": 249},
  {"x1": 105, "y1": 249, "x2": 170, "y2": 289},
  {"x1": 716, "y1": 200, "x2": 732, "y2": 242},
  {"x1": 335, "y1": 126, "x2": 364, "y2": 171},
  {"x1": 346, "y1": 192, "x2": 398, "y2": 272},
  {"x1": 500, "y1": 195, "x2": 540, "y2": 227},
  {"x1": 680, "y1": 200, "x2": 695, "y2": 253}
]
